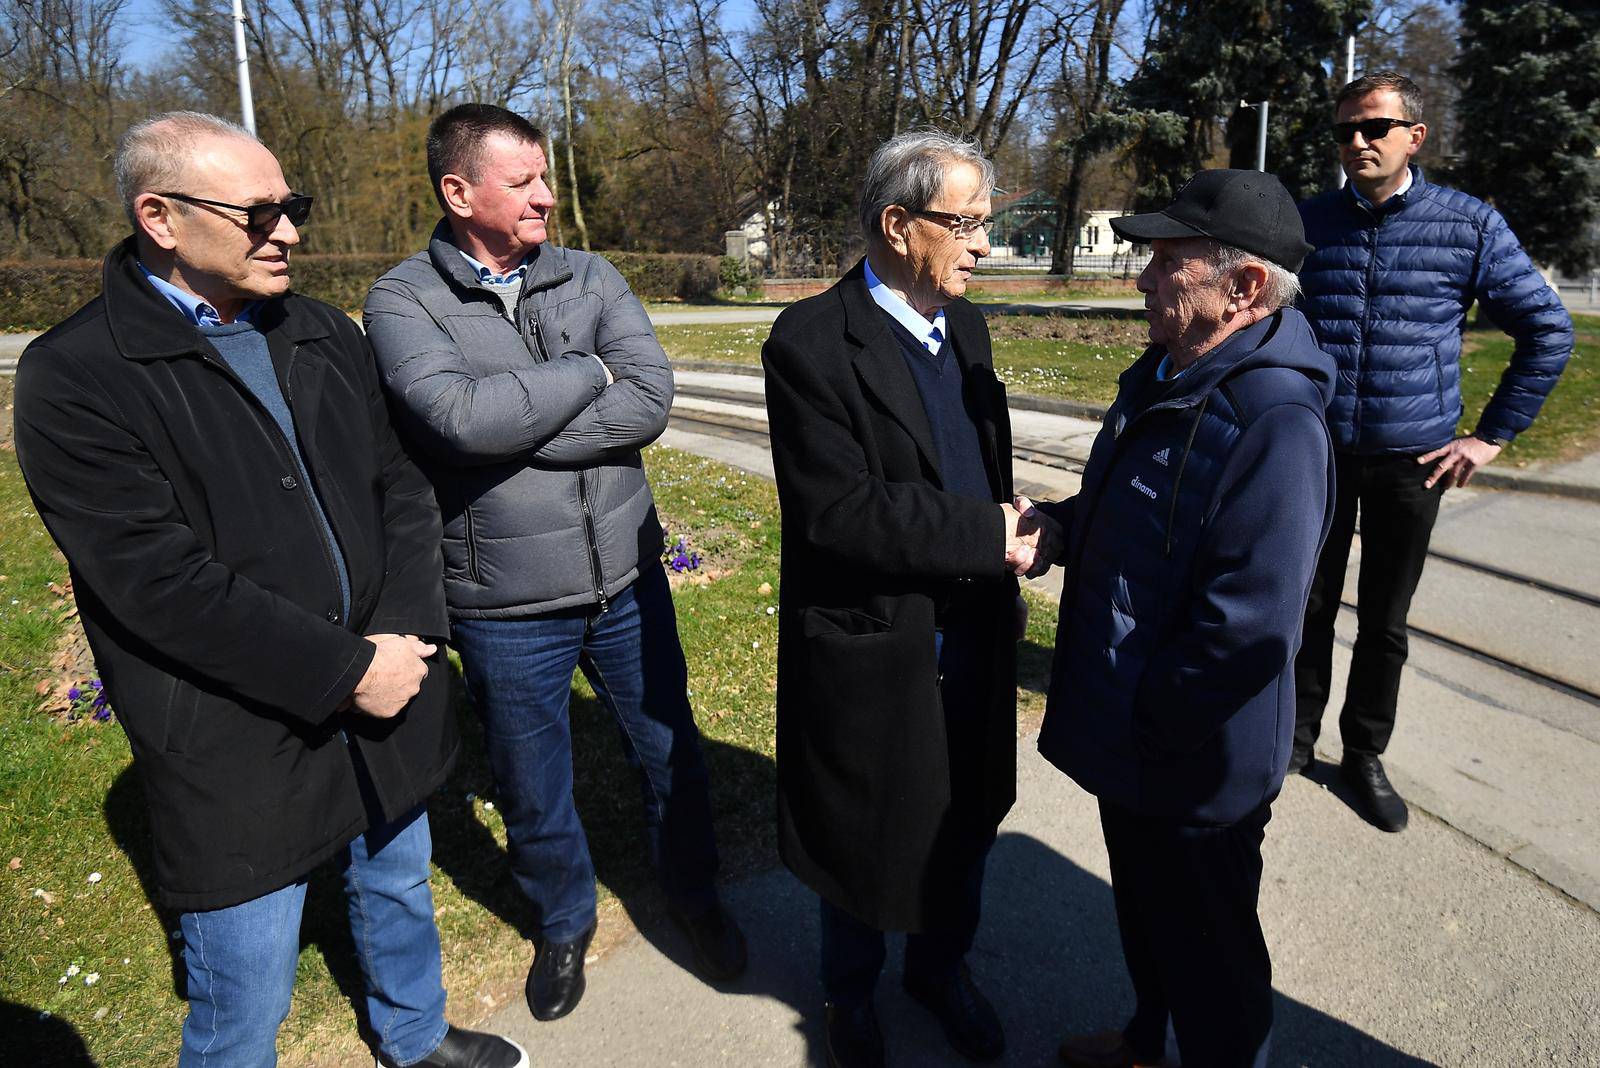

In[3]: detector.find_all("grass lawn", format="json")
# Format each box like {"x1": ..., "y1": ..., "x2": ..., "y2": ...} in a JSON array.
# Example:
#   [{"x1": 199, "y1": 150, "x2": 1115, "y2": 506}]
[
  {"x1": 1458, "y1": 313, "x2": 1599, "y2": 464},
  {"x1": 0, "y1": 378, "x2": 1058, "y2": 1066},
  {"x1": 659, "y1": 313, "x2": 1600, "y2": 463},
  {"x1": 655, "y1": 316, "x2": 1147, "y2": 408}
]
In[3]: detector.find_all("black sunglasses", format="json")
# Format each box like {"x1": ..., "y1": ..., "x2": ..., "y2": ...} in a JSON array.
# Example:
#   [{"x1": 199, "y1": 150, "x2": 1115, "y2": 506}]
[
  {"x1": 1331, "y1": 118, "x2": 1417, "y2": 144},
  {"x1": 158, "y1": 191, "x2": 314, "y2": 234}
]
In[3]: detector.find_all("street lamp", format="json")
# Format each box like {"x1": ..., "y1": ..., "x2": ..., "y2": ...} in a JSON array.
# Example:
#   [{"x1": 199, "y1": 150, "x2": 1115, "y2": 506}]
[
  {"x1": 232, "y1": 0, "x2": 256, "y2": 136},
  {"x1": 1239, "y1": 100, "x2": 1269, "y2": 172}
]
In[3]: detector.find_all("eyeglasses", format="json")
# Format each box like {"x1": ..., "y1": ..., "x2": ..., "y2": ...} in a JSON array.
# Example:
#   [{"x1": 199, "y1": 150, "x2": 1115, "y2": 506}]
[
  {"x1": 911, "y1": 208, "x2": 993, "y2": 238},
  {"x1": 158, "y1": 191, "x2": 314, "y2": 234},
  {"x1": 1330, "y1": 118, "x2": 1417, "y2": 144}
]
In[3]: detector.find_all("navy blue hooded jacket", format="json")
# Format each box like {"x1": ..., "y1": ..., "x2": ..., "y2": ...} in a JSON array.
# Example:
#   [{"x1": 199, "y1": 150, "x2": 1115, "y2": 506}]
[
  {"x1": 1298, "y1": 166, "x2": 1572, "y2": 454},
  {"x1": 1038, "y1": 309, "x2": 1335, "y2": 825}
]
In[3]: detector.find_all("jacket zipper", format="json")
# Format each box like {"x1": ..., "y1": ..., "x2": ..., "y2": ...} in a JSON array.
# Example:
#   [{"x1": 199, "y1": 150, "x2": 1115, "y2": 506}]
[
  {"x1": 1062, "y1": 388, "x2": 1210, "y2": 639},
  {"x1": 1163, "y1": 396, "x2": 1209, "y2": 558},
  {"x1": 1355, "y1": 208, "x2": 1386, "y2": 447},
  {"x1": 462, "y1": 502, "x2": 483, "y2": 583},
  {"x1": 523, "y1": 298, "x2": 609, "y2": 612}
]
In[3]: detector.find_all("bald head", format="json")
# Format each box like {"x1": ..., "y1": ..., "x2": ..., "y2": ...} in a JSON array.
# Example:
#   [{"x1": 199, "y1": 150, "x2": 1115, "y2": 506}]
[{"x1": 115, "y1": 111, "x2": 260, "y2": 227}]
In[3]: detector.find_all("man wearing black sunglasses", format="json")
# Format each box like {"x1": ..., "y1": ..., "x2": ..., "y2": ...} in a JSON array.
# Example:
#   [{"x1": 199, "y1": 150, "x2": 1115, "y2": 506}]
[
  {"x1": 13, "y1": 110, "x2": 527, "y2": 1068},
  {"x1": 1294, "y1": 73, "x2": 1573, "y2": 832}
]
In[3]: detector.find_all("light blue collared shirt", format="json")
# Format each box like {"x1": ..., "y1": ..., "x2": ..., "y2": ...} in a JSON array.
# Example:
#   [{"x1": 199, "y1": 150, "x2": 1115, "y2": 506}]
[
  {"x1": 137, "y1": 261, "x2": 257, "y2": 326},
  {"x1": 864, "y1": 258, "x2": 947, "y2": 357},
  {"x1": 459, "y1": 249, "x2": 533, "y2": 286},
  {"x1": 1155, "y1": 353, "x2": 1193, "y2": 382},
  {"x1": 1351, "y1": 165, "x2": 1414, "y2": 211}
]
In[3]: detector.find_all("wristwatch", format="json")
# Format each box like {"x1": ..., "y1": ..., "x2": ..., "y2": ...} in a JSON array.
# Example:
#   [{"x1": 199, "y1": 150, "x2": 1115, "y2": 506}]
[{"x1": 1474, "y1": 431, "x2": 1507, "y2": 447}]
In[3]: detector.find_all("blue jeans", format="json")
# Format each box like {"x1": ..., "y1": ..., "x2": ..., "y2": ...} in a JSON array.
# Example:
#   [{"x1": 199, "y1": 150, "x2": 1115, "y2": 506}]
[
  {"x1": 178, "y1": 806, "x2": 447, "y2": 1067},
  {"x1": 451, "y1": 564, "x2": 720, "y2": 943}
]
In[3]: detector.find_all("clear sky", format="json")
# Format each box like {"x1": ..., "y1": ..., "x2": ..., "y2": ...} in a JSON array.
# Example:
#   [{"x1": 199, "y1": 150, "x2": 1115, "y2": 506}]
[{"x1": 115, "y1": 0, "x2": 761, "y2": 74}]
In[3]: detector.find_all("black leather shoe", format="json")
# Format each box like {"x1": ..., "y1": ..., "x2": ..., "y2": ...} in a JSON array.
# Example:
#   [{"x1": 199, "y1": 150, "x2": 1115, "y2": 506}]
[
  {"x1": 406, "y1": 1026, "x2": 529, "y2": 1068},
  {"x1": 904, "y1": 963, "x2": 1006, "y2": 1062},
  {"x1": 1287, "y1": 743, "x2": 1313, "y2": 776},
  {"x1": 671, "y1": 901, "x2": 748, "y2": 982},
  {"x1": 1342, "y1": 754, "x2": 1409, "y2": 832},
  {"x1": 825, "y1": 1001, "x2": 885, "y2": 1068},
  {"x1": 526, "y1": 923, "x2": 596, "y2": 1021}
]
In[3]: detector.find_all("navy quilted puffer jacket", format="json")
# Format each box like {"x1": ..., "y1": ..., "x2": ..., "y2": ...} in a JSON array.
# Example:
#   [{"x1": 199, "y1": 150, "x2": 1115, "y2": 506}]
[
  {"x1": 1298, "y1": 167, "x2": 1572, "y2": 454},
  {"x1": 1038, "y1": 310, "x2": 1335, "y2": 825}
]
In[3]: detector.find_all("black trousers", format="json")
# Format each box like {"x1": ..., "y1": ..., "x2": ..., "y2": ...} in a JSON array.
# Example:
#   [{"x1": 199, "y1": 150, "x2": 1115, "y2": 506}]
[
  {"x1": 1101, "y1": 798, "x2": 1273, "y2": 1068},
  {"x1": 1294, "y1": 450, "x2": 1445, "y2": 757}
]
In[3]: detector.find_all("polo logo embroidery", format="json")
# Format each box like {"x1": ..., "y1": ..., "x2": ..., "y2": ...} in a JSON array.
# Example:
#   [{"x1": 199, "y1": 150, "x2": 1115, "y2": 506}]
[
  {"x1": 1152, "y1": 447, "x2": 1171, "y2": 466},
  {"x1": 1131, "y1": 476, "x2": 1158, "y2": 500}
]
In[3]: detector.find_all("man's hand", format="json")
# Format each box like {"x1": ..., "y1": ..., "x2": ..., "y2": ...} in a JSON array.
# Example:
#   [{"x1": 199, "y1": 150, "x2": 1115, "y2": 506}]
[
  {"x1": 1001, "y1": 502, "x2": 1037, "y2": 575},
  {"x1": 1419, "y1": 435, "x2": 1502, "y2": 490},
  {"x1": 350, "y1": 634, "x2": 436, "y2": 719},
  {"x1": 1009, "y1": 495, "x2": 1065, "y2": 578}
]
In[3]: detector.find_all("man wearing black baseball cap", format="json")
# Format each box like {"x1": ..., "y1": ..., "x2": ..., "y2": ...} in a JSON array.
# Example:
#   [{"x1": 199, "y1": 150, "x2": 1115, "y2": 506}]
[{"x1": 1027, "y1": 170, "x2": 1336, "y2": 1067}]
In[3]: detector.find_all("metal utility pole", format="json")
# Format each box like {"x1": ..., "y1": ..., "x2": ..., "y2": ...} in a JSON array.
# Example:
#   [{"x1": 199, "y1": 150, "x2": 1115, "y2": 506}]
[
  {"x1": 232, "y1": 0, "x2": 256, "y2": 136},
  {"x1": 1240, "y1": 101, "x2": 1269, "y2": 171},
  {"x1": 1339, "y1": 34, "x2": 1356, "y2": 188}
]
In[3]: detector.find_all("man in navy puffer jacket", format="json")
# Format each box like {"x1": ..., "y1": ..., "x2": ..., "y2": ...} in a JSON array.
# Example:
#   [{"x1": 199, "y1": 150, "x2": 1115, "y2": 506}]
[
  {"x1": 1038, "y1": 171, "x2": 1335, "y2": 1068},
  {"x1": 1293, "y1": 72, "x2": 1573, "y2": 833}
]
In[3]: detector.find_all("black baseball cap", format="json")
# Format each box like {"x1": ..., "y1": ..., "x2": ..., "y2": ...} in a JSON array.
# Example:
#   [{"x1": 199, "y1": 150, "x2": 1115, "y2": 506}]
[{"x1": 1110, "y1": 169, "x2": 1313, "y2": 272}]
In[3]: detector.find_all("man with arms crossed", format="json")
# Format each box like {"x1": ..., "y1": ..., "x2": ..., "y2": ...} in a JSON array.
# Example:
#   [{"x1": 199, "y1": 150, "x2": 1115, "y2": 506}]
[
  {"x1": 15, "y1": 112, "x2": 523, "y2": 1068},
  {"x1": 364, "y1": 103, "x2": 744, "y2": 1024},
  {"x1": 1038, "y1": 171, "x2": 1335, "y2": 1068},
  {"x1": 763, "y1": 130, "x2": 1043, "y2": 1068},
  {"x1": 1294, "y1": 72, "x2": 1573, "y2": 830}
]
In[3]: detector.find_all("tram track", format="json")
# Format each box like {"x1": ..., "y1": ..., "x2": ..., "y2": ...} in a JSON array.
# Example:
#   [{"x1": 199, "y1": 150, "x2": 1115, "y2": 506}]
[{"x1": 668, "y1": 401, "x2": 1600, "y2": 704}]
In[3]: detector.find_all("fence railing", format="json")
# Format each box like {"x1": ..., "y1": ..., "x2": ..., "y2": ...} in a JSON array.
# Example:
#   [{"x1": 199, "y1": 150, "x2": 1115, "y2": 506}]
[
  {"x1": 1555, "y1": 279, "x2": 1600, "y2": 309},
  {"x1": 936, "y1": 248, "x2": 1152, "y2": 276}
]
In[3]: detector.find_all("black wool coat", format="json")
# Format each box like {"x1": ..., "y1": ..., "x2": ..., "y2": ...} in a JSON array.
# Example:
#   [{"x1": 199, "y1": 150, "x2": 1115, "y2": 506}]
[
  {"x1": 14, "y1": 240, "x2": 456, "y2": 911},
  {"x1": 761, "y1": 261, "x2": 1018, "y2": 932}
]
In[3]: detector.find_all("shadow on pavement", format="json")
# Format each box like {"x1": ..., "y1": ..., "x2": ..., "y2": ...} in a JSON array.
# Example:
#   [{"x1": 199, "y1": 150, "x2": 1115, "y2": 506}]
[
  {"x1": 644, "y1": 830, "x2": 1438, "y2": 1066},
  {"x1": 1297, "y1": 758, "x2": 1393, "y2": 834},
  {"x1": 5, "y1": 997, "x2": 96, "y2": 1067}
]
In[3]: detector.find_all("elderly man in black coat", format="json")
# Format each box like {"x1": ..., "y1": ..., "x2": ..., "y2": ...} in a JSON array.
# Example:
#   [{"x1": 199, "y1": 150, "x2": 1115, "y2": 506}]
[
  {"x1": 761, "y1": 130, "x2": 1040, "y2": 1068},
  {"x1": 14, "y1": 112, "x2": 523, "y2": 1068}
]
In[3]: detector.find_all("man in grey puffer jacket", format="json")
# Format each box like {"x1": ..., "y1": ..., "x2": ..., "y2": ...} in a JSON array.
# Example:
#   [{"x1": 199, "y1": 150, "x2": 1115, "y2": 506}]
[{"x1": 365, "y1": 103, "x2": 746, "y2": 1023}]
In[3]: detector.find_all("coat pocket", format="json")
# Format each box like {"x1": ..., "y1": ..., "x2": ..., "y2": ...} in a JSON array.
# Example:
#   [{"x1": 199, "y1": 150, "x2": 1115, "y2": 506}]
[
  {"x1": 160, "y1": 677, "x2": 202, "y2": 755},
  {"x1": 801, "y1": 605, "x2": 892, "y2": 638},
  {"x1": 795, "y1": 602, "x2": 946, "y2": 816},
  {"x1": 461, "y1": 502, "x2": 484, "y2": 585},
  {"x1": 1431, "y1": 344, "x2": 1446, "y2": 416}
]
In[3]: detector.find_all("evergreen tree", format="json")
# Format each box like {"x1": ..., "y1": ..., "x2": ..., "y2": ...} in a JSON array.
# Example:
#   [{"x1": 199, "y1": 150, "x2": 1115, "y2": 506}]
[
  {"x1": 1454, "y1": 0, "x2": 1600, "y2": 275},
  {"x1": 1112, "y1": 0, "x2": 1368, "y2": 210}
]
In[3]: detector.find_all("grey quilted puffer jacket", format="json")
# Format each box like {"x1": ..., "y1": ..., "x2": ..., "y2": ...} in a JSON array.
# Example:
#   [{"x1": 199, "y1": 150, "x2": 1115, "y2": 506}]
[{"x1": 364, "y1": 224, "x2": 671, "y2": 617}]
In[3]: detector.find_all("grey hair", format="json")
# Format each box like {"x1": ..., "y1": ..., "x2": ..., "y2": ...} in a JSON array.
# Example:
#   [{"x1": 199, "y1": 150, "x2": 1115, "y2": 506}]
[
  {"x1": 1202, "y1": 242, "x2": 1302, "y2": 311},
  {"x1": 858, "y1": 129, "x2": 996, "y2": 239},
  {"x1": 115, "y1": 111, "x2": 259, "y2": 227}
]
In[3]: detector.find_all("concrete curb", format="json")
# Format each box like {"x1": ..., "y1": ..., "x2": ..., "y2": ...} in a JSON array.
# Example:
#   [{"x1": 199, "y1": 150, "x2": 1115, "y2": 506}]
[{"x1": 1465, "y1": 468, "x2": 1600, "y2": 502}]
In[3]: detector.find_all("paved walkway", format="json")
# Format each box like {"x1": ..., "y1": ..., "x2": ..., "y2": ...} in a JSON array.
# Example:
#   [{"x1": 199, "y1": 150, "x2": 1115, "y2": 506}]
[{"x1": 449, "y1": 374, "x2": 1600, "y2": 1065}]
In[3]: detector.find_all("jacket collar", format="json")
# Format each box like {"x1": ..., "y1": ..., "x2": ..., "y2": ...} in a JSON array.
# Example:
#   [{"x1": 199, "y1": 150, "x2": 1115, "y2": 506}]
[
  {"x1": 426, "y1": 220, "x2": 575, "y2": 299},
  {"x1": 1118, "y1": 310, "x2": 1290, "y2": 418},
  {"x1": 102, "y1": 237, "x2": 329, "y2": 361},
  {"x1": 1344, "y1": 163, "x2": 1426, "y2": 218},
  {"x1": 839, "y1": 259, "x2": 941, "y2": 481},
  {"x1": 838, "y1": 258, "x2": 1000, "y2": 489}
]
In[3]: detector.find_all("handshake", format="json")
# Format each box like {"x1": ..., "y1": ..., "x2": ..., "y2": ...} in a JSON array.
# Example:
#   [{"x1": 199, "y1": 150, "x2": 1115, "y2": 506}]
[{"x1": 1002, "y1": 496, "x2": 1064, "y2": 579}]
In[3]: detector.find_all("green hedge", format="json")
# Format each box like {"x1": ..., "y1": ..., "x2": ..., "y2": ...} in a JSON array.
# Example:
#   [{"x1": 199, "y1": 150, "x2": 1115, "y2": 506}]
[{"x1": 0, "y1": 250, "x2": 721, "y2": 331}]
